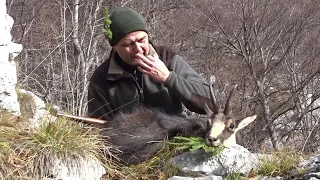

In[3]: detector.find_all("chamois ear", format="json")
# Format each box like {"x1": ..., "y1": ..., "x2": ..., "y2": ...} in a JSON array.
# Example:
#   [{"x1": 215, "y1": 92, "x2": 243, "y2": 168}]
[
  {"x1": 204, "y1": 103, "x2": 214, "y2": 117},
  {"x1": 237, "y1": 115, "x2": 257, "y2": 130}
]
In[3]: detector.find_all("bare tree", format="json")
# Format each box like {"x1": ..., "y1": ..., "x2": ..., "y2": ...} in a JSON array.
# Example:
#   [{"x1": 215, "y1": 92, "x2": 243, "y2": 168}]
[
  {"x1": 8, "y1": 0, "x2": 320, "y2": 153},
  {"x1": 7, "y1": 0, "x2": 191, "y2": 116},
  {"x1": 8, "y1": 0, "x2": 113, "y2": 115},
  {"x1": 186, "y1": 0, "x2": 320, "y2": 152}
]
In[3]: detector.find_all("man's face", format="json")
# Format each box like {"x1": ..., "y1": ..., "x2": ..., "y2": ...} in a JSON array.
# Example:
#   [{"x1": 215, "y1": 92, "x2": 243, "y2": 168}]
[{"x1": 113, "y1": 31, "x2": 149, "y2": 66}]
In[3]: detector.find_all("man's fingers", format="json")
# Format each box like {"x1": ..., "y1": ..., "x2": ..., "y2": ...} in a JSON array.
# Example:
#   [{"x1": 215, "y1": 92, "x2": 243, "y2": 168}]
[
  {"x1": 136, "y1": 55, "x2": 153, "y2": 71},
  {"x1": 136, "y1": 54, "x2": 170, "y2": 84},
  {"x1": 136, "y1": 54, "x2": 154, "y2": 66},
  {"x1": 137, "y1": 60, "x2": 152, "y2": 71},
  {"x1": 138, "y1": 66, "x2": 158, "y2": 76},
  {"x1": 137, "y1": 66, "x2": 151, "y2": 75}
]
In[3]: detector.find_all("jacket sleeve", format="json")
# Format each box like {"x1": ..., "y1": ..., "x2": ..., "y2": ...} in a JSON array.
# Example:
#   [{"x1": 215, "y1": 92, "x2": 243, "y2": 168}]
[
  {"x1": 164, "y1": 54, "x2": 212, "y2": 114},
  {"x1": 87, "y1": 74, "x2": 115, "y2": 121}
]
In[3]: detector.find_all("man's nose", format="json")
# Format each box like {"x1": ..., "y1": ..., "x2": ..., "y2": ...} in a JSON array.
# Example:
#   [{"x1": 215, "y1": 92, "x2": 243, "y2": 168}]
[{"x1": 133, "y1": 42, "x2": 143, "y2": 53}]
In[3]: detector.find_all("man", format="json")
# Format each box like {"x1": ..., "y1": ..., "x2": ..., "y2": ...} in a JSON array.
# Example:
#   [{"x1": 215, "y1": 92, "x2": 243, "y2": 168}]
[{"x1": 88, "y1": 7, "x2": 212, "y2": 121}]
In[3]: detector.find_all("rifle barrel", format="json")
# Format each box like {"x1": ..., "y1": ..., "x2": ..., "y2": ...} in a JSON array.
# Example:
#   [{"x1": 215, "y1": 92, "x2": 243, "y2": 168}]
[{"x1": 57, "y1": 113, "x2": 107, "y2": 124}]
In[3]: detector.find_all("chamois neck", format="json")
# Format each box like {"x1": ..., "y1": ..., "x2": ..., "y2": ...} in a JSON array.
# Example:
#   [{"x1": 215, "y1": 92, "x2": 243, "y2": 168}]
[{"x1": 223, "y1": 133, "x2": 237, "y2": 147}]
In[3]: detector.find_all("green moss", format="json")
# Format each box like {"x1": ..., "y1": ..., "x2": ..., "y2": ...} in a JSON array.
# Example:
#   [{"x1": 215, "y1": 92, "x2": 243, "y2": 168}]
[{"x1": 104, "y1": 8, "x2": 113, "y2": 40}]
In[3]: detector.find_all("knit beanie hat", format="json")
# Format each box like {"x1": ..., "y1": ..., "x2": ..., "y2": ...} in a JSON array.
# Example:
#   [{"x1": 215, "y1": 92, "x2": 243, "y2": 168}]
[{"x1": 105, "y1": 7, "x2": 148, "y2": 46}]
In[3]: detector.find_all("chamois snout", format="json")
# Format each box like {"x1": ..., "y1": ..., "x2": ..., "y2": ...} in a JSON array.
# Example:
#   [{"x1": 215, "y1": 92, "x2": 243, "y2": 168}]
[
  {"x1": 205, "y1": 117, "x2": 233, "y2": 147},
  {"x1": 206, "y1": 136, "x2": 220, "y2": 146}
]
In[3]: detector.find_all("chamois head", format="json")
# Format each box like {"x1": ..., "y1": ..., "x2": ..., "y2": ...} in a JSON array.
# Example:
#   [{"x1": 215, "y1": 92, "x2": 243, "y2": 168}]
[{"x1": 204, "y1": 84, "x2": 257, "y2": 147}]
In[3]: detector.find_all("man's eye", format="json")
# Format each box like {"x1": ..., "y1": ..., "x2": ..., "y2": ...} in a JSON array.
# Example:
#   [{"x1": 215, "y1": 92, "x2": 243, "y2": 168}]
[{"x1": 139, "y1": 39, "x2": 145, "y2": 43}]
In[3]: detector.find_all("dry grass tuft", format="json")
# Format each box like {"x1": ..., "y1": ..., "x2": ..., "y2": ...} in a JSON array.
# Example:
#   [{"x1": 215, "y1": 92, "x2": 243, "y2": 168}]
[
  {"x1": 17, "y1": 91, "x2": 36, "y2": 120},
  {"x1": 258, "y1": 147, "x2": 306, "y2": 177},
  {"x1": 0, "y1": 109, "x2": 117, "y2": 179},
  {"x1": 102, "y1": 140, "x2": 182, "y2": 180},
  {"x1": 0, "y1": 109, "x2": 26, "y2": 179},
  {"x1": 103, "y1": 135, "x2": 225, "y2": 180},
  {"x1": 21, "y1": 116, "x2": 115, "y2": 178}
]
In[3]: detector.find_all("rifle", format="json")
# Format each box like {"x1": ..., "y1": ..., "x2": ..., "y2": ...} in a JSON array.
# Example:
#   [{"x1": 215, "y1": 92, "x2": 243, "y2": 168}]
[{"x1": 57, "y1": 112, "x2": 107, "y2": 124}]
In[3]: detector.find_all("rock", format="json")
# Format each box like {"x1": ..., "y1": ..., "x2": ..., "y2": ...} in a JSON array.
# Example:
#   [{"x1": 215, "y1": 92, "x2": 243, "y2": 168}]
[
  {"x1": 168, "y1": 150, "x2": 320, "y2": 179},
  {"x1": 257, "y1": 176, "x2": 283, "y2": 180},
  {"x1": 46, "y1": 157, "x2": 106, "y2": 180},
  {"x1": 298, "y1": 172, "x2": 320, "y2": 180},
  {"x1": 298, "y1": 155, "x2": 320, "y2": 173},
  {"x1": 169, "y1": 144, "x2": 260, "y2": 176},
  {"x1": 18, "y1": 89, "x2": 57, "y2": 129},
  {"x1": 0, "y1": 0, "x2": 22, "y2": 115},
  {"x1": 296, "y1": 155, "x2": 320, "y2": 180},
  {"x1": 167, "y1": 175, "x2": 223, "y2": 180}
]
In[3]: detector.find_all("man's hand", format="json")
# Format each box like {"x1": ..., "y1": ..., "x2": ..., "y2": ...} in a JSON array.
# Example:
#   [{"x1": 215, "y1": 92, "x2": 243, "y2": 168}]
[{"x1": 135, "y1": 54, "x2": 170, "y2": 84}]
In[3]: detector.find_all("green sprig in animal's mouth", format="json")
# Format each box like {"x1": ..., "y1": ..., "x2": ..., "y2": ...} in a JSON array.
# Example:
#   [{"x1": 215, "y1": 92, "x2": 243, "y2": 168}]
[{"x1": 169, "y1": 136, "x2": 225, "y2": 156}]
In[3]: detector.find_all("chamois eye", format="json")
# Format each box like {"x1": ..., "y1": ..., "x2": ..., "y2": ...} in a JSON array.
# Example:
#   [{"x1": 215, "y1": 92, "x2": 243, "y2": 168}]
[{"x1": 229, "y1": 123, "x2": 235, "y2": 129}]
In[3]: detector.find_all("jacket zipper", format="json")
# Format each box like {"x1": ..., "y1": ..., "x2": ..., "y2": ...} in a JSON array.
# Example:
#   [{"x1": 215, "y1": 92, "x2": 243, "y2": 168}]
[{"x1": 132, "y1": 70, "x2": 144, "y2": 102}]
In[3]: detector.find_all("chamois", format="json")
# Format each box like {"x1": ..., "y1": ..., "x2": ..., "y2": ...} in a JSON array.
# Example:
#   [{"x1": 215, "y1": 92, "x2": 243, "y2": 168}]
[
  {"x1": 99, "y1": 107, "x2": 207, "y2": 165},
  {"x1": 204, "y1": 84, "x2": 257, "y2": 147},
  {"x1": 98, "y1": 85, "x2": 256, "y2": 165}
]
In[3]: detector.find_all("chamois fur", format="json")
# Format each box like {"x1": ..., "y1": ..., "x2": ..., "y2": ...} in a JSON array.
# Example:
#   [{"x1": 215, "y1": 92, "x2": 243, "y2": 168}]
[
  {"x1": 99, "y1": 85, "x2": 256, "y2": 165},
  {"x1": 99, "y1": 106, "x2": 207, "y2": 165}
]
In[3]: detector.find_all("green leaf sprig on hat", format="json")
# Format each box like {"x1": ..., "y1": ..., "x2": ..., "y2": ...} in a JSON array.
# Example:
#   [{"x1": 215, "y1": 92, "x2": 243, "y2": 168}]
[{"x1": 104, "y1": 8, "x2": 112, "y2": 40}]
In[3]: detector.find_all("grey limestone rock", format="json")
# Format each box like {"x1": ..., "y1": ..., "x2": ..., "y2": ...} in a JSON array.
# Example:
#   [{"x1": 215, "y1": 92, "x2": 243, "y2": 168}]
[
  {"x1": 0, "y1": 0, "x2": 22, "y2": 115},
  {"x1": 169, "y1": 144, "x2": 260, "y2": 176}
]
